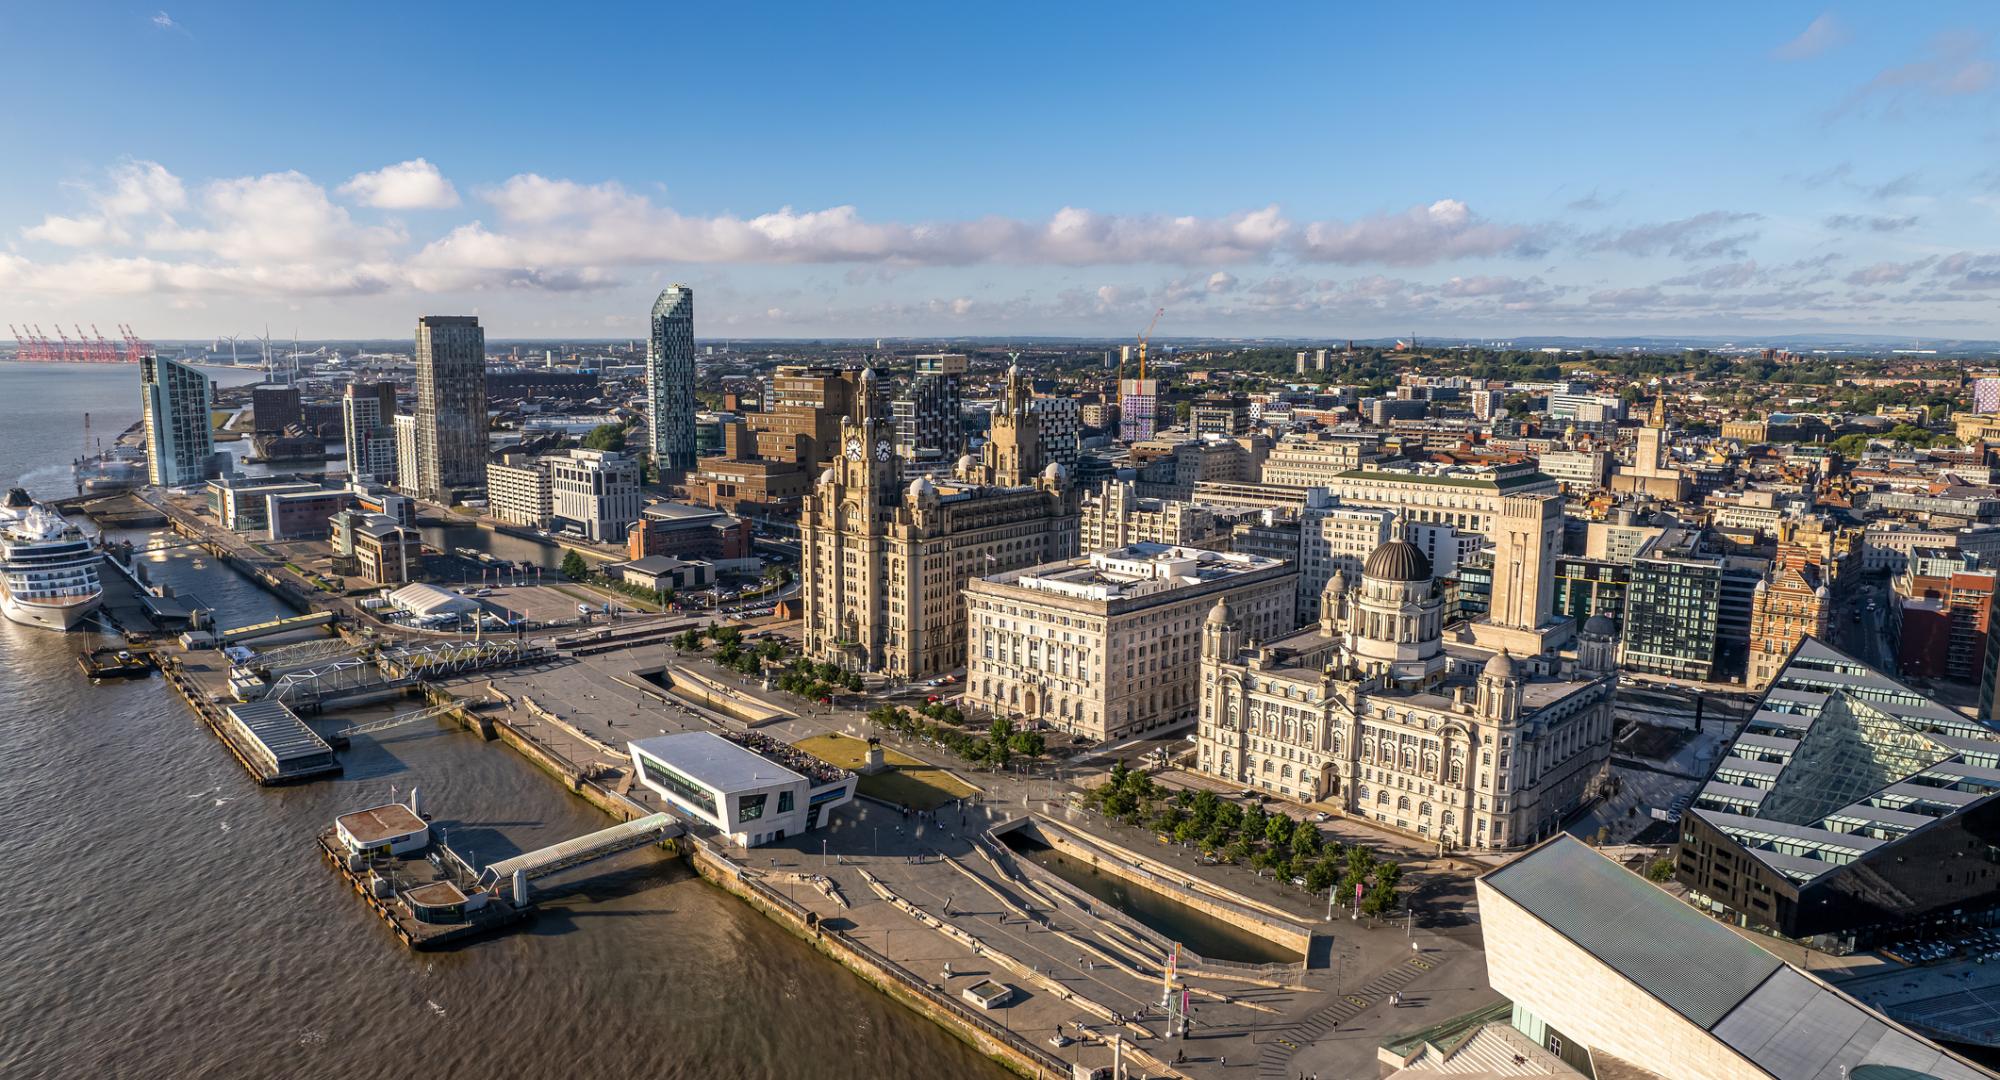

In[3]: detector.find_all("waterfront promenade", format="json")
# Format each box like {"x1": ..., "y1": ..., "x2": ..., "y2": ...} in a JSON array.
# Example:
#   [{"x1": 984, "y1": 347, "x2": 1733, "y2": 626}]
[{"x1": 452, "y1": 642, "x2": 1504, "y2": 1078}]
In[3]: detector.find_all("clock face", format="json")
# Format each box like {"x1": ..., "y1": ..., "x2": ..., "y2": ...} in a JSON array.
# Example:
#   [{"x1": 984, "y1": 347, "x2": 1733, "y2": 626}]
[
  {"x1": 845, "y1": 438, "x2": 863, "y2": 462},
  {"x1": 876, "y1": 439, "x2": 892, "y2": 461}
]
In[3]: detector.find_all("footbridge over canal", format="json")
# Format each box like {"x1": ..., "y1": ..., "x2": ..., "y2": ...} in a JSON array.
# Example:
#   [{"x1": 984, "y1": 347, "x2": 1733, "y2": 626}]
[{"x1": 476, "y1": 812, "x2": 682, "y2": 888}]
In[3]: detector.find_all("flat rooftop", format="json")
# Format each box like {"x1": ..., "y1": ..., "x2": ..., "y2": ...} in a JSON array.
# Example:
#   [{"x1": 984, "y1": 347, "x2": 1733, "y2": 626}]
[
  {"x1": 402, "y1": 880, "x2": 468, "y2": 907},
  {"x1": 336, "y1": 803, "x2": 426, "y2": 845},
  {"x1": 630, "y1": 730, "x2": 846, "y2": 792},
  {"x1": 992, "y1": 543, "x2": 1286, "y2": 602}
]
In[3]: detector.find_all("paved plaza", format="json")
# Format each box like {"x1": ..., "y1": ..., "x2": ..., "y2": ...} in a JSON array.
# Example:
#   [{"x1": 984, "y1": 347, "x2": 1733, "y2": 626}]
[{"x1": 436, "y1": 640, "x2": 1508, "y2": 1078}]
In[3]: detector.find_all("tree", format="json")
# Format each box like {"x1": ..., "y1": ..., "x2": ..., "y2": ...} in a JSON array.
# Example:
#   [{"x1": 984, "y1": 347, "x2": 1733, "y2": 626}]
[
  {"x1": 1242, "y1": 804, "x2": 1268, "y2": 840},
  {"x1": 1645, "y1": 858, "x2": 1676, "y2": 882},
  {"x1": 582, "y1": 422, "x2": 629, "y2": 453},
  {"x1": 560, "y1": 550, "x2": 589, "y2": 581}
]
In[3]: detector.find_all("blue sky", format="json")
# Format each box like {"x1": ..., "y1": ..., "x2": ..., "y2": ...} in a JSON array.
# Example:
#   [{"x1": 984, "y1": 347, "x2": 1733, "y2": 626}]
[{"x1": 2, "y1": 3, "x2": 1998, "y2": 340}]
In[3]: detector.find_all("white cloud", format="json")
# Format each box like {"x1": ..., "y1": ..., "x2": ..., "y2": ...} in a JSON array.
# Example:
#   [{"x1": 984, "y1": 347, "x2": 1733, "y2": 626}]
[
  {"x1": 1834, "y1": 30, "x2": 1996, "y2": 117},
  {"x1": 1583, "y1": 211, "x2": 1762, "y2": 260},
  {"x1": 339, "y1": 159, "x2": 460, "y2": 209},
  {"x1": 25, "y1": 215, "x2": 129, "y2": 247},
  {"x1": 21, "y1": 160, "x2": 184, "y2": 247},
  {"x1": 149, "y1": 170, "x2": 403, "y2": 262},
  {"x1": 1773, "y1": 14, "x2": 1848, "y2": 61},
  {"x1": 1295, "y1": 199, "x2": 1544, "y2": 265}
]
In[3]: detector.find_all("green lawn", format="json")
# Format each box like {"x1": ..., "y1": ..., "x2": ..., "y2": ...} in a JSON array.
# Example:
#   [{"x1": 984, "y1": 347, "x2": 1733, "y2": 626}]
[{"x1": 795, "y1": 733, "x2": 977, "y2": 812}]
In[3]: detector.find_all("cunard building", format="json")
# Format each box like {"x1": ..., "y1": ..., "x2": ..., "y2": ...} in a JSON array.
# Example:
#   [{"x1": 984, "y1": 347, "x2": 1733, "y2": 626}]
[
  {"x1": 1195, "y1": 528, "x2": 1618, "y2": 851},
  {"x1": 800, "y1": 365, "x2": 1079, "y2": 680}
]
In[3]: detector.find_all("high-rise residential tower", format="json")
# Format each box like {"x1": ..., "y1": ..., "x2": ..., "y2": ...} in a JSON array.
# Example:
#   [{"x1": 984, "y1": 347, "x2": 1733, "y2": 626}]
[
  {"x1": 140, "y1": 354, "x2": 216, "y2": 487},
  {"x1": 892, "y1": 352, "x2": 966, "y2": 461},
  {"x1": 413, "y1": 315, "x2": 487, "y2": 503},
  {"x1": 647, "y1": 285, "x2": 696, "y2": 478},
  {"x1": 342, "y1": 381, "x2": 399, "y2": 484}
]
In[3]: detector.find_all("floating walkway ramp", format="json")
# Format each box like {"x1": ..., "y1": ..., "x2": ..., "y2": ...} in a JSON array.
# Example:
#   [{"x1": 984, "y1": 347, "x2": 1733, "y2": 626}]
[
  {"x1": 216, "y1": 611, "x2": 335, "y2": 644},
  {"x1": 477, "y1": 812, "x2": 681, "y2": 887}
]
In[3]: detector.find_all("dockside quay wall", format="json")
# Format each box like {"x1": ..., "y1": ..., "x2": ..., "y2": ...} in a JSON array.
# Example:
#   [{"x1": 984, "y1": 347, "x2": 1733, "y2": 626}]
[
  {"x1": 1017, "y1": 817, "x2": 1315, "y2": 961},
  {"x1": 687, "y1": 840, "x2": 1071, "y2": 1080}
]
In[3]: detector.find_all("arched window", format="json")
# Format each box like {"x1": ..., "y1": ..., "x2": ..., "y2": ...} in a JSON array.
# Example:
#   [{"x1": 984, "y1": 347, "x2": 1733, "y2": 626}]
[
  {"x1": 1281, "y1": 764, "x2": 1293, "y2": 779},
  {"x1": 1397, "y1": 795, "x2": 1411, "y2": 811},
  {"x1": 1329, "y1": 731, "x2": 1341, "y2": 755},
  {"x1": 1262, "y1": 759, "x2": 1274, "y2": 774},
  {"x1": 1402, "y1": 746, "x2": 1416, "y2": 770},
  {"x1": 1377, "y1": 790, "x2": 1391, "y2": 805},
  {"x1": 1441, "y1": 810, "x2": 1456, "y2": 829},
  {"x1": 1419, "y1": 801, "x2": 1432, "y2": 817},
  {"x1": 1449, "y1": 759, "x2": 1463, "y2": 784},
  {"x1": 1423, "y1": 751, "x2": 1438, "y2": 777}
]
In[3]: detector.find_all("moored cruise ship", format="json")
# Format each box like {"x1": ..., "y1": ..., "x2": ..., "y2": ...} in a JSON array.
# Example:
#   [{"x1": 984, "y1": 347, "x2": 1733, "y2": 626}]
[{"x1": 0, "y1": 487, "x2": 103, "y2": 631}]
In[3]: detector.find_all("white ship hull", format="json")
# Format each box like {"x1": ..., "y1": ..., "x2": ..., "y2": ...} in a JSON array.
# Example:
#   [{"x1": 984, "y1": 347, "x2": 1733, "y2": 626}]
[{"x1": 0, "y1": 588, "x2": 102, "y2": 631}]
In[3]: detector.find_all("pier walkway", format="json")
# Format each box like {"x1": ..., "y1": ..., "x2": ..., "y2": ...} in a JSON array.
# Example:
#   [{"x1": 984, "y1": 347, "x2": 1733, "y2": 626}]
[
  {"x1": 477, "y1": 812, "x2": 681, "y2": 886},
  {"x1": 216, "y1": 611, "x2": 335, "y2": 644}
]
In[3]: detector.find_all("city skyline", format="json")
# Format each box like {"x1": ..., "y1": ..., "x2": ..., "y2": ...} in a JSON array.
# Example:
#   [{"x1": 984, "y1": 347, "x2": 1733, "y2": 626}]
[{"x1": 0, "y1": 5, "x2": 1998, "y2": 338}]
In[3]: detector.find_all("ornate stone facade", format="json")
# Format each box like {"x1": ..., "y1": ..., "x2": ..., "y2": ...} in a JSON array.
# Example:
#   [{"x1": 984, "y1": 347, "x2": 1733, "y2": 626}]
[
  {"x1": 1195, "y1": 533, "x2": 1618, "y2": 851},
  {"x1": 800, "y1": 365, "x2": 1079, "y2": 679}
]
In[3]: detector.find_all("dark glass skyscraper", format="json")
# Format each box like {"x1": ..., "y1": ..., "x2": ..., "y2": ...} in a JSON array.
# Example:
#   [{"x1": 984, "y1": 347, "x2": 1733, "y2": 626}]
[
  {"x1": 414, "y1": 314, "x2": 487, "y2": 502},
  {"x1": 648, "y1": 285, "x2": 696, "y2": 477}
]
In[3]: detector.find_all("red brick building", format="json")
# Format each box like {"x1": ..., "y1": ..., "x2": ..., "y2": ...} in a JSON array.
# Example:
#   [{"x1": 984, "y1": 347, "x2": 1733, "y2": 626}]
[
  {"x1": 1897, "y1": 568, "x2": 1998, "y2": 683},
  {"x1": 625, "y1": 502, "x2": 752, "y2": 562}
]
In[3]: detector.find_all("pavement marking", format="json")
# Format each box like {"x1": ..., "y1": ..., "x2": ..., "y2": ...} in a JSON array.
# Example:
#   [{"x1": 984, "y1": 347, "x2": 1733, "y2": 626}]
[
  {"x1": 1408, "y1": 956, "x2": 1434, "y2": 970},
  {"x1": 1345, "y1": 994, "x2": 1370, "y2": 1008}
]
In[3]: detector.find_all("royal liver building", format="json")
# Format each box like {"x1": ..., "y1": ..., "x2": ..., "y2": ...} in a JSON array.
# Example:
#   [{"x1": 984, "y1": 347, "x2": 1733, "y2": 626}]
[{"x1": 800, "y1": 365, "x2": 1079, "y2": 680}]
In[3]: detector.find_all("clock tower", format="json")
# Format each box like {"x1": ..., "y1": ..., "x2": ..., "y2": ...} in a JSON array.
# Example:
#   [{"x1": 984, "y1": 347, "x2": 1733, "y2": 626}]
[
  {"x1": 975, "y1": 362, "x2": 1045, "y2": 487},
  {"x1": 836, "y1": 366, "x2": 901, "y2": 507}
]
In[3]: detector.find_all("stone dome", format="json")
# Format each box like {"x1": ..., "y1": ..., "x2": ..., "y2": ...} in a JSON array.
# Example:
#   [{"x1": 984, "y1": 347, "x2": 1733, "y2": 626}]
[
  {"x1": 1581, "y1": 613, "x2": 1618, "y2": 639},
  {"x1": 908, "y1": 475, "x2": 938, "y2": 501},
  {"x1": 1042, "y1": 460, "x2": 1067, "y2": 485},
  {"x1": 1206, "y1": 596, "x2": 1234, "y2": 626},
  {"x1": 1363, "y1": 539, "x2": 1432, "y2": 582},
  {"x1": 1483, "y1": 649, "x2": 1519, "y2": 680},
  {"x1": 860, "y1": 365, "x2": 878, "y2": 383}
]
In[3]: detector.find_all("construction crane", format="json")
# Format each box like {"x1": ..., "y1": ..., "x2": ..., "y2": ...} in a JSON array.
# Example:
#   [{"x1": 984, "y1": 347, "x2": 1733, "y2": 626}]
[{"x1": 1136, "y1": 307, "x2": 1164, "y2": 381}]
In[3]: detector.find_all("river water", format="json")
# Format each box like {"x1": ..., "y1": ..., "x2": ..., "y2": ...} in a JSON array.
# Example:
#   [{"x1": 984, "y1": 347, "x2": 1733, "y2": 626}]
[{"x1": 0, "y1": 362, "x2": 1006, "y2": 1080}]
